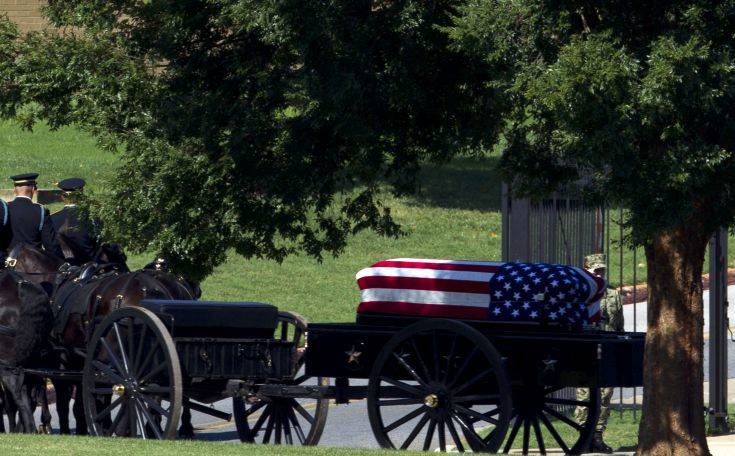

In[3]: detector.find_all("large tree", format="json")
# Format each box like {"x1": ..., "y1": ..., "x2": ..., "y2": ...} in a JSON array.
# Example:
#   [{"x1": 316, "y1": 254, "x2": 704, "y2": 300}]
[
  {"x1": 0, "y1": 1, "x2": 495, "y2": 281},
  {"x1": 449, "y1": 1, "x2": 735, "y2": 454},
  {"x1": 2, "y1": 1, "x2": 733, "y2": 453}
]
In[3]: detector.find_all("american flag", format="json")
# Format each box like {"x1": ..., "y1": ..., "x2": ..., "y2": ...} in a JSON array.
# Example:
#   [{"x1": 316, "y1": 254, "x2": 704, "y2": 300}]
[{"x1": 356, "y1": 258, "x2": 603, "y2": 327}]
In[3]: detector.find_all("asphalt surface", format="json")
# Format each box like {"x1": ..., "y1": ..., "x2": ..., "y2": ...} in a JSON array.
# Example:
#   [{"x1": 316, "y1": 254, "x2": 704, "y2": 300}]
[
  {"x1": 18, "y1": 378, "x2": 416, "y2": 449},
  {"x1": 20, "y1": 376, "x2": 443, "y2": 449}
]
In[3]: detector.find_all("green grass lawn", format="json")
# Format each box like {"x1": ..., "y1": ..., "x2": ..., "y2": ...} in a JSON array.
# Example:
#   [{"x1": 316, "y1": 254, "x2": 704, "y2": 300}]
[
  {"x1": 0, "y1": 121, "x2": 118, "y2": 191},
  {"x1": 503, "y1": 410, "x2": 640, "y2": 452},
  {"x1": 0, "y1": 434, "x2": 423, "y2": 456},
  {"x1": 0, "y1": 412, "x2": 640, "y2": 455},
  {"x1": 1, "y1": 119, "x2": 733, "y2": 322}
]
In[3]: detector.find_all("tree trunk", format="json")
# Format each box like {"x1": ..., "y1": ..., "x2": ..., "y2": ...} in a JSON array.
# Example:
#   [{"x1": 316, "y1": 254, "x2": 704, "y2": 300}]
[{"x1": 637, "y1": 228, "x2": 710, "y2": 455}]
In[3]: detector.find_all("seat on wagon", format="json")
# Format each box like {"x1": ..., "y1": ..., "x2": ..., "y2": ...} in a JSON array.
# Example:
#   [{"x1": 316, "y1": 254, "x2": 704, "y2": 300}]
[
  {"x1": 356, "y1": 258, "x2": 606, "y2": 330},
  {"x1": 140, "y1": 300, "x2": 279, "y2": 338}
]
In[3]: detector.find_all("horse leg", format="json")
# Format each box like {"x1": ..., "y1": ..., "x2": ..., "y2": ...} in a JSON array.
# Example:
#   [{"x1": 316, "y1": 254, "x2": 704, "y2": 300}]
[
  {"x1": 1, "y1": 373, "x2": 35, "y2": 433},
  {"x1": 178, "y1": 404, "x2": 195, "y2": 439},
  {"x1": 72, "y1": 384, "x2": 88, "y2": 435},
  {"x1": 0, "y1": 385, "x2": 6, "y2": 433},
  {"x1": 4, "y1": 384, "x2": 18, "y2": 432},
  {"x1": 37, "y1": 380, "x2": 52, "y2": 434},
  {"x1": 54, "y1": 380, "x2": 71, "y2": 434}
]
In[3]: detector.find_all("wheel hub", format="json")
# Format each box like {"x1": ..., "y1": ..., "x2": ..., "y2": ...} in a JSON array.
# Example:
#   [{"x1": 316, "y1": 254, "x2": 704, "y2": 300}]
[
  {"x1": 424, "y1": 393, "x2": 440, "y2": 408},
  {"x1": 112, "y1": 384, "x2": 126, "y2": 396}
]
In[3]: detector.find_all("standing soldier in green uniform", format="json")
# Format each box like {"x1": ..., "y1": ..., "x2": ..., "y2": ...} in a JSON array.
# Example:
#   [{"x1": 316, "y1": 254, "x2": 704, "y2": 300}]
[{"x1": 575, "y1": 253, "x2": 623, "y2": 453}]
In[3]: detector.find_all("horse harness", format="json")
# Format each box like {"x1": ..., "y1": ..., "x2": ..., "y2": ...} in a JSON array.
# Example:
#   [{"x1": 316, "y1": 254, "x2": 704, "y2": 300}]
[
  {"x1": 50, "y1": 263, "x2": 124, "y2": 341},
  {"x1": 4, "y1": 243, "x2": 22, "y2": 269}
]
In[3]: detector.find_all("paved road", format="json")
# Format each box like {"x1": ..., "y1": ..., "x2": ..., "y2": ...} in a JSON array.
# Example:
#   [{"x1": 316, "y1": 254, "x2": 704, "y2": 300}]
[
  {"x1": 20, "y1": 379, "x2": 412, "y2": 449},
  {"x1": 624, "y1": 284, "x2": 735, "y2": 381}
]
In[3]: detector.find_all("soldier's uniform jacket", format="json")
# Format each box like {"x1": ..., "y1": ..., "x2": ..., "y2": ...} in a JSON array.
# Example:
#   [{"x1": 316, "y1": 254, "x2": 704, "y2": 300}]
[
  {"x1": 7, "y1": 196, "x2": 64, "y2": 259},
  {"x1": 51, "y1": 205, "x2": 97, "y2": 264},
  {"x1": 600, "y1": 286, "x2": 623, "y2": 332},
  {"x1": 0, "y1": 199, "x2": 9, "y2": 259}
]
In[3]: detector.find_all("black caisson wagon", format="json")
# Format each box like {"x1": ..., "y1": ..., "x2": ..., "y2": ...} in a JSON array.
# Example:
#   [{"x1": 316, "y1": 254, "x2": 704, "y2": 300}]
[{"x1": 60, "y1": 296, "x2": 643, "y2": 455}]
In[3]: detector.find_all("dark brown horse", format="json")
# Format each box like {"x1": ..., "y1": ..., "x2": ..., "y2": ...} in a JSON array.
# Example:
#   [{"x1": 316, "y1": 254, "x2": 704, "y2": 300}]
[
  {"x1": 1, "y1": 244, "x2": 199, "y2": 436},
  {"x1": 51, "y1": 261, "x2": 199, "y2": 436},
  {"x1": 0, "y1": 244, "x2": 60, "y2": 434},
  {"x1": 7, "y1": 244, "x2": 63, "y2": 296},
  {"x1": 0, "y1": 270, "x2": 54, "y2": 433}
]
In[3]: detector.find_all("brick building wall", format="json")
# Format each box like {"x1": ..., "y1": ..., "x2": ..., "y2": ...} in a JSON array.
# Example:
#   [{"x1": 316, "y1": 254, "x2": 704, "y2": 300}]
[{"x1": 0, "y1": 0, "x2": 47, "y2": 32}]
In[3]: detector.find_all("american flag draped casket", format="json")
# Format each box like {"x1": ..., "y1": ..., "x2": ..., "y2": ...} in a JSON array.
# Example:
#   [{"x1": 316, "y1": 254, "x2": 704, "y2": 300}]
[{"x1": 356, "y1": 259, "x2": 605, "y2": 329}]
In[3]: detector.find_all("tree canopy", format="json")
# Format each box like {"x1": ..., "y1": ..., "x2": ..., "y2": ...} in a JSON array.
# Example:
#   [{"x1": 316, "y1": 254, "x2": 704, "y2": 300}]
[
  {"x1": 448, "y1": 1, "x2": 735, "y2": 454},
  {"x1": 0, "y1": 1, "x2": 496, "y2": 280},
  {"x1": 450, "y1": 1, "x2": 735, "y2": 244},
  {"x1": 3, "y1": 2, "x2": 734, "y2": 452}
]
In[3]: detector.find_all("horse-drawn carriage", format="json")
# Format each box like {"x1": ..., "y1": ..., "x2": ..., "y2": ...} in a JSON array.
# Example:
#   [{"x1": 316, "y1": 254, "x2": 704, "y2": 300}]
[{"x1": 4, "y1": 257, "x2": 644, "y2": 454}]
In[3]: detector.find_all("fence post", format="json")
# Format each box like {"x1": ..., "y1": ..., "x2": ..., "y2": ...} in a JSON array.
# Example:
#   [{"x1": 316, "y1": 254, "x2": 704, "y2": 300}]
[
  {"x1": 708, "y1": 227, "x2": 728, "y2": 433},
  {"x1": 501, "y1": 183, "x2": 530, "y2": 262}
]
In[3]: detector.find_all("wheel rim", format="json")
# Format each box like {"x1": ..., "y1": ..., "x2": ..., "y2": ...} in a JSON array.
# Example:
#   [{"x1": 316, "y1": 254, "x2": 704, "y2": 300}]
[
  {"x1": 368, "y1": 319, "x2": 512, "y2": 453},
  {"x1": 233, "y1": 311, "x2": 329, "y2": 445},
  {"x1": 83, "y1": 307, "x2": 182, "y2": 439},
  {"x1": 501, "y1": 385, "x2": 600, "y2": 455}
]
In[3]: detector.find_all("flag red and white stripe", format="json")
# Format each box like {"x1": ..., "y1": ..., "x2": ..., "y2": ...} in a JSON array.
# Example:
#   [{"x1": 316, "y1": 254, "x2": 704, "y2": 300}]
[{"x1": 356, "y1": 258, "x2": 603, "y2": 323}]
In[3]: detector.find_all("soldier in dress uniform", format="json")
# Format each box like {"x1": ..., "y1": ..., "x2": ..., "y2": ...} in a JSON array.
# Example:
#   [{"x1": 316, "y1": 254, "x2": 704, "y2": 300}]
[
  {"x1": 51, "y1": 178, "x2": 98, "y2": 265},
  {"x1": 6, "y1": 173, "x2": 64, "y2": 260},
  {"x1": 0, "y1": 195, "x2": 9, "y2": 260},
  {"x1": 575, "y1": 253, "x2": 623, "y2": 453}
]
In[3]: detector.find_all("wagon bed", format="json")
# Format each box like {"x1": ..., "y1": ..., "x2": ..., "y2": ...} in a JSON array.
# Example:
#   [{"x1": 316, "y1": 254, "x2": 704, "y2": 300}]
[{"x1": 25, "y1": 299, "x2": 643, "y2": 454}]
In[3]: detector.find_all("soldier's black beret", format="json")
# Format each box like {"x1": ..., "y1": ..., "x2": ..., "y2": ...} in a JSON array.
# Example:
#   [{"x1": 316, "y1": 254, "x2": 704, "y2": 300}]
[
  {"x1": 57, "y1": 177, "x2": 86, "y2": 192},
  {"x1": 10, "y1": 173, "x2": 39, "y2": 186}
]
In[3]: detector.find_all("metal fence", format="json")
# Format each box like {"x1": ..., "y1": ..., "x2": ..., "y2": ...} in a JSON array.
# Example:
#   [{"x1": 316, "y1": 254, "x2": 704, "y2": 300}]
[{"x1": 501, "y1": 184, "x2": 604, "y2": 266}]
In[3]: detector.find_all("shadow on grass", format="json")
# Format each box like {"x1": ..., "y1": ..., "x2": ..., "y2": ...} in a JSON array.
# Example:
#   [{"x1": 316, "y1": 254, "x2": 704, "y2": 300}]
[{"x1": 409, "y1": 155, "x2": 502, "y2": 212}]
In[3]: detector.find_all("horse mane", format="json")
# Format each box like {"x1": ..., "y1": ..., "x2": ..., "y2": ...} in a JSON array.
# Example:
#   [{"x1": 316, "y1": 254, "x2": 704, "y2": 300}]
[
  {"x1": 94, "y1": 243, "x2": 129, "y2": 271},
  {"x1": 57, "y1": 233, "x2": 83, "y2": 263}
]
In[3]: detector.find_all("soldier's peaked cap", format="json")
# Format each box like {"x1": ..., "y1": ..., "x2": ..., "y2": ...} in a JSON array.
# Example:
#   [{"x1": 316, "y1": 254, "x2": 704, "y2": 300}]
[
  {"x1": 57, "y1": 177, "x2": 86, "y2": 192},
  {"x1": 10, "y1": 172, "x2": 39, "y2": 186}
]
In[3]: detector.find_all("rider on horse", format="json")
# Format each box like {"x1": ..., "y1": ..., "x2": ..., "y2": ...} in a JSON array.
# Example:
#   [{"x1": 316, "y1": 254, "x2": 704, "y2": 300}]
[
  {"x1": 51, "y1": 178, "x2": 99, "y2": 266},
  {"x1": 5, "y1": 173, "x2": 64, "y2": 263}
]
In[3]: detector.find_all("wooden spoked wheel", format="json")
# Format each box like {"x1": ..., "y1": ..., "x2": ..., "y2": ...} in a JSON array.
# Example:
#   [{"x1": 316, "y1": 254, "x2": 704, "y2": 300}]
[
  {"x1": 83, "y1": 307, "x2": 183, "y2": 439},
  {"x1": 367, "y1": 319, "x2": 512, "y2": 453},
  {"x1": 500, "y1": 384, "x2": 600, "y2": 455},
  {"x1": 232, "y1": 311, "x2": 329, "y2": 445}
]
